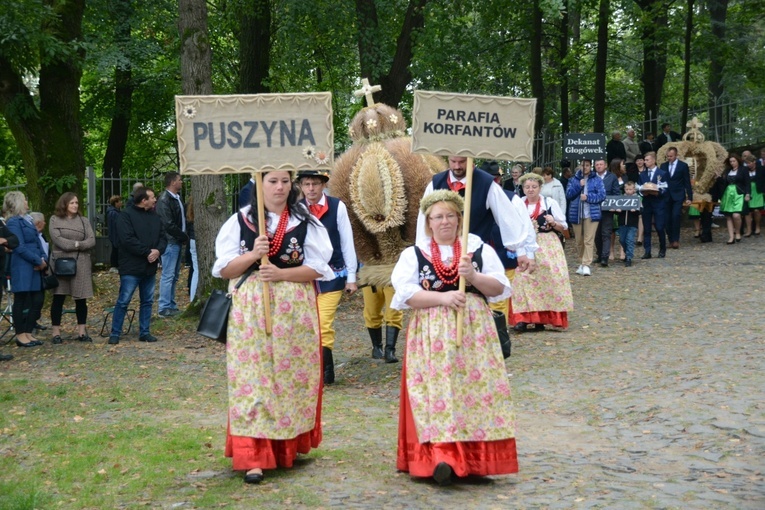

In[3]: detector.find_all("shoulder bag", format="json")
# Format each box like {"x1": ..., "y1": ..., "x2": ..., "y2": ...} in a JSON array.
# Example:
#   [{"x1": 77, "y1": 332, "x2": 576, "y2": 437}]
[
  {"x1": 197, "y1": 265, "x2": 258, "y2": 343},
  {"x1": 53, "y1": 216, "x2": 87, "y2": 276}
]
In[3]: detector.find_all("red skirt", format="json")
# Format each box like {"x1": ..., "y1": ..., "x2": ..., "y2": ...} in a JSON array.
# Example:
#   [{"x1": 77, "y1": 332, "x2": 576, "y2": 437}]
[
  {"x1": 224, "y1": 354, "x2": 324, "y2": 472},
  {"x1": 396, "y1": 361, "x2": 518, "y2": 478},
  {"x1": 510, "y1": 310, "x2": 568, "y2": 328}
]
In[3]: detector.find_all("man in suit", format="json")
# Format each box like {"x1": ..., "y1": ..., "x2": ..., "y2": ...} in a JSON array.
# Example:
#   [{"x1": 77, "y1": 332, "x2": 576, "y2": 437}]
[
  {"x1": 656, "y1": 123, "x2": 681, "y2": 150},
  {"x1": 594, "y1": 157, "x2": 621, "y2": 266},
  {"x1": 638, "y1": 152, "x2": 669, "y2": 258},
  {"x1": 662, "y1": 147, "x2": 693, "y2": 249}
]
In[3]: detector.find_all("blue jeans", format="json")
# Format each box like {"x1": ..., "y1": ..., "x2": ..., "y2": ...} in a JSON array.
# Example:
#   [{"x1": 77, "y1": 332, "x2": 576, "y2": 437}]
[
  {"x1": 159, "y1": 242, "x2": 182, "y2": 312},
  {"x1": 618, "y1": 225, "x2": 638, "y2": 261},
  {"x1": 111, "y1": 274, "x2": 155, "y2": 338}
]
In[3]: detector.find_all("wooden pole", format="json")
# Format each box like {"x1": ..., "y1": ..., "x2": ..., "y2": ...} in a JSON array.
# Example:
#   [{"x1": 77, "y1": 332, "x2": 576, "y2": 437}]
[
  {"x1": 255, "y1": 172, "x2": 273, "y2": 335},
  {"x1": 456, "y1": 157, "x2": 474, "y2": 346}
]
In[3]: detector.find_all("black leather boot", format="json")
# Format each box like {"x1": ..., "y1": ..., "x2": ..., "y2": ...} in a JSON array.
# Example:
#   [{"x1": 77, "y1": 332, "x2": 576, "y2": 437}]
[
  {"x1": 322, "y1": 347, "x2": 335, "y2": 384},
  {"x1": 384, "y1": 327, "x2": 400, "y2": 363},
  {"x1": 368, "y1": 327, "x2": 384, "y2": 359}
]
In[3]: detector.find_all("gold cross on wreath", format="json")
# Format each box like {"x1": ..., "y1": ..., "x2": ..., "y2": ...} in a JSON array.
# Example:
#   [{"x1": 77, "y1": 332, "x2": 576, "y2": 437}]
[{"x1": 353, "y1": 78, "x2": 382, "y2": 107}]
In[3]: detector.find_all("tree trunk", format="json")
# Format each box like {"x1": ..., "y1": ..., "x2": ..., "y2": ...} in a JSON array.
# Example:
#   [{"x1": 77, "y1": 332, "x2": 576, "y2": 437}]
[
  {"x1": 530, "y1": 0, "x2": 545, "y2": 139},
  {"x1": 681, "y1": 0, "x2": 694, "y2": 134},
  {"x1": 570, "y1": 7, "x2": 580, "y2": 132},
  {"x1": 593, "y1": 0, "x2": 609, "y2": 133},
  {"x1": 238, "y1": 0, "x2": 271, "y2": 94},
  {"x1": 179, "y1": 0, "x2": 229, "y2": 308},
  {"x1": 559, "y1": 3, "x2": 570, "y2": 135},
  {"x1": 635, "y1": 0, "x2": 669, "y2": 138},
  {"x1": 707, "y1": 0, "x2": 729, "y2": 144},
  {"x1": 356, "y1": 0, "x2": 428, "y2": 108},
  {"x1": 102, "y1": 0, "x2": 135, "y2": 201},
  {"x1": 0, "y1": 0, "x2": 86, "y2": 221}
]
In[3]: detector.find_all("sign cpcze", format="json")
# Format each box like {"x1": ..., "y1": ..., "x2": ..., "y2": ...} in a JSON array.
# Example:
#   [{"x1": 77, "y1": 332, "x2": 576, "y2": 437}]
[
  {"x1": 563, "y1": 133, "x2": 606, "y2": 163},
  {"x1": 410, "y1": 90, "x2": 536, "y2": 161},
  {"x1": 600, "y1": 195, "x2": 640, "y2": 211},
  {"x1": 175, "y1": 93, "x2": 334, "y2": 175}
]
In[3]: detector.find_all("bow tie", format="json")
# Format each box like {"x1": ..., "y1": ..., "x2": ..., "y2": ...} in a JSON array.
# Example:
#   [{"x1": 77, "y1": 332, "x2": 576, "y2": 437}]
[{"x1": 308, "y1": 202, "x2": 328, "y2": 219}]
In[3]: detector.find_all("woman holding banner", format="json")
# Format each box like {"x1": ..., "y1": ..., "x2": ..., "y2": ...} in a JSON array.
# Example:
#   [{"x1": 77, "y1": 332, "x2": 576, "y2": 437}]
[
  {"x1": 510, "y1": 173, "x2": 573, "y2": 332},
  {"x1": 391, "y1": 190, "x2": 517, "y2": 486},
  {"x1": 212, "y1": 170, "x2": 334, "y2": 484}
]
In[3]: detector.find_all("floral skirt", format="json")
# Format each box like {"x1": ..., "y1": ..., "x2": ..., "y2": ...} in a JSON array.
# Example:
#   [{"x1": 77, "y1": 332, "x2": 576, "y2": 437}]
[
  {"x1": 510, "y1": 232, "x2": 573, "y2": 325},
  {"x1": 396, "y1": 295, "x2": 518, "y2": 478},
  {"x1": 224, "y1": 275, "x2": 323, "y2": 470}
]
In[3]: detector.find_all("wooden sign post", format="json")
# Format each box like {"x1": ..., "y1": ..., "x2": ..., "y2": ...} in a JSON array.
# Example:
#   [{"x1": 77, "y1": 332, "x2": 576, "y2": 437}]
[
  {"x1": 175, "y1": 93, "x2": 334, "y2": 335},
  {"x1": 411, "y1": 90, "x2": 536, "y2": 346}
]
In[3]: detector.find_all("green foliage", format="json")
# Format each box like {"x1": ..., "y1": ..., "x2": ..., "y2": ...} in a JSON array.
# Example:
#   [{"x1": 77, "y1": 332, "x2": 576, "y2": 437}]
[{"x1": 38, "y1": 173, "x2": 79, "y2": 194}]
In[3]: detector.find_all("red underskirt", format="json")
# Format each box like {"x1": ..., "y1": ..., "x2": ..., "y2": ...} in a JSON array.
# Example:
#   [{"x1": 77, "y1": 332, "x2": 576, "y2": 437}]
[
  {"x1": 510, "y1": 310, "x2": 568, "y2": 328},
  {"x1": 396, "y1": 359, "x2": 518, "y2": 478},
  {"x1": 224, "y1": 346, "x2": 325, "y2": 472}
]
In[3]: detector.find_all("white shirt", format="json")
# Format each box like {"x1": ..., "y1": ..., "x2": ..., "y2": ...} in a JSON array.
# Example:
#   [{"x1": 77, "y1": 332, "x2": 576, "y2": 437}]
[
  {"x1": 390, "y1": 233, "x2": 511, "y2": 310},
  {"x1": 416, "y1": 171, "x2": 539, "y2": 259},
  {"x1": 526, "y1": 196, "x2": 567, "y2": 230},
  {"x1": 212, "y1": 205, "x2": 335, "y2": 280},
  {"x1": 307, "y1": 194, "x2": 358, "y2": 283},
  {"x1": 541, "y1": 178, "x2": 567, "y2": 213}
]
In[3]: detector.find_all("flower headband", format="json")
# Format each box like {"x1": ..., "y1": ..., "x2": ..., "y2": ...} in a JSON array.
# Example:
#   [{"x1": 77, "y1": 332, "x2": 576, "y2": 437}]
[{"x1": 419, "y1": 189, "x2": 464, "y2": 214}]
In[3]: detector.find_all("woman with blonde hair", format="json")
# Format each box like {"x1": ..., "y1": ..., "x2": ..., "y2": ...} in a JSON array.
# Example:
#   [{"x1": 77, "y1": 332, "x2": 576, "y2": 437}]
[
  {"x1": 49, "y1": 192, "x2": 96, "y2": 343},
  {"x1": 392, "y1": 190, "x2": 517, "y2": 486}
]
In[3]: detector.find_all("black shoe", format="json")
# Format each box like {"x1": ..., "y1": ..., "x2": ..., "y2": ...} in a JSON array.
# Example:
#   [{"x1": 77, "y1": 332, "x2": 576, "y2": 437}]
[
  {"x1": 636, "y1": 241, "x2": 643, "y2": 247},
  {"x1": 34, "y1": 322, "x2": 48, "y2": 331},
  {"x1": 433, "y1": 462, "x2": 453, "y2": 486},
  {"x1": 658, "y1": 250, "x2": 666, "y2": 258},
  {"x1": 108, "y1": 336, "x2": 120, "y2": 345},
  {"x1": 600, "y1": 259, "x2": 608, "y2": 268},
  {"x1": 51, "y1": 335, "x2": 63, "y2": 345},
  {"x1": 534, "y1": 324, "x2": 545, "y2": 331},
  {"x1": 641, "y1": 253, "x2": 652, "y2": 260},
  {"x1": 322, "y1": 347, "x2": 335, "y2": 385},
  {"x1": 139, "y1": 334, "x2": 158, "y2": 343},
  {"x1": 77, "y1": 334, "x2": 93, "y2": 343},
  {"x1": 368, "y1": 327, "x2": 384, "y2": 360},
  {"x1": 513, "y1": 322, "x2": 528, "y2": 333},
  {"x1": 16, "y1": 339, "x2": 42, "y2": 348},
  {"x1": 384, "y1": 327, "x2": 400, "y2": 363},
  {"x1": 624, "y1": 259, "x2": 632, "y2": 267},
  {"x1": 0, "y1": 354, "x2": 13, "y2": 361},
  {"x1": 244, "y1": 470, "x2": 264, "y2": 484}
]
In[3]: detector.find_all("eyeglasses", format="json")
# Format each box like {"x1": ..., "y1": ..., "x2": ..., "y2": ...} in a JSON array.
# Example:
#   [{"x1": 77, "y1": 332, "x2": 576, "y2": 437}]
[{"x1": 428, "y1": 213, "x2": 458, "y2": 223}]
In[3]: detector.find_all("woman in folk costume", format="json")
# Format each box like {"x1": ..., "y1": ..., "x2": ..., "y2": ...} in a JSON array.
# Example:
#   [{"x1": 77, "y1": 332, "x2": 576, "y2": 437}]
[
  {"x1": 510, "y1": 173, "x2": 573, "y2": 332},
  {"x1": 213, "y1": 170, "x2": 334, "y2": 484},
  {"x1": 391, "y1": 190, "x2": 517, "y2": 486},
  {"x1": 718, "y1": 154, "x2": 751, "y2": 244}
]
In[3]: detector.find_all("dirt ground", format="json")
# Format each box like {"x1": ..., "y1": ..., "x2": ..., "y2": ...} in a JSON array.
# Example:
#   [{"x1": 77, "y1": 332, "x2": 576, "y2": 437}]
[{"x1": 2, "y1": 225, "x2": 764, "y2": 509}]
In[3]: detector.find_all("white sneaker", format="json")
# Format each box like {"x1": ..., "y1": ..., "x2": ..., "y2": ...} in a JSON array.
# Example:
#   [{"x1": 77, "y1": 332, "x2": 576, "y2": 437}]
[
  {"x1": 582, "y1": 265, "x2": 591, "y2": 276},
  {"x1": 575, "y1": 265, "x2": 584, "y2": 275}
]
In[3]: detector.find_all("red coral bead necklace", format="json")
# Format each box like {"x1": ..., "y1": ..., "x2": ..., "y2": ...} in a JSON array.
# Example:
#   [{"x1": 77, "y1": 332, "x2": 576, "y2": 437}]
[
  {"x1": 430, "y1": 237, "x2": 461, "y2": 285},
  {"x1": 267, "y1": 207, "x2": 290, "y2": 257}
]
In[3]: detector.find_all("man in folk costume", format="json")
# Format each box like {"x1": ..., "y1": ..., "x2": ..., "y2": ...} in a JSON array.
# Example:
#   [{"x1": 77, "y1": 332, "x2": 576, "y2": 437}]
[
  {"x1": 297, "y1": 170, "x2": 358, "y2": 384},
  {"x1": 332, "y1": 84, "x2": 444, "y2": 365},
  {"x1": 416, "y1": 156, "x2": 538, "y2": 272}
]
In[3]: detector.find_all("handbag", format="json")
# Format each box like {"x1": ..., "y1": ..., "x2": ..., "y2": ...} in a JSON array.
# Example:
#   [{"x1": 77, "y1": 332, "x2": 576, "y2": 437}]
[
  {"x1": 54, "y1": 256, "x2": 77, "y2": 276},
  {"x1": 492, "y1": 310, "x2": 512, "y2": 359},
  {"x1": 197, "y1": 265, "x2": 258, "y2": 343},
  {"x1": 42, "y1": 271, "x2": 59, "y2": 290}
]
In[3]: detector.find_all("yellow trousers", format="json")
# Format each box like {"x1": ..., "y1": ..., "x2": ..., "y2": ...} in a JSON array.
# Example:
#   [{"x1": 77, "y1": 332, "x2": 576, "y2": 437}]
[
  {"x1": 489, "y1": 268, "x2": 516, "y2": 316},
  {"x1": 572, "y1": 218, "x2": 599, "y2": 266},
  {"x1": 362, "y1": 286, "x2": 403, "y2": 330},
  {"x1": 317, "y1": 290, "x2": 343, "y2": 350}
]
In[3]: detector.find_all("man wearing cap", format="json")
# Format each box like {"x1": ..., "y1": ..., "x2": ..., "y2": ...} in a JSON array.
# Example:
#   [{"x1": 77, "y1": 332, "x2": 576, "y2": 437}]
[{"x1": 298, "y1": 170, "x2": 357, "y2": 384}]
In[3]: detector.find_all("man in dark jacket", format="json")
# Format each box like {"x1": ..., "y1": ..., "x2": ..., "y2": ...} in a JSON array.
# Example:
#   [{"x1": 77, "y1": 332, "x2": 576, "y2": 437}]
[
  {"x1": 593, "y1": 157, "x2": 621, "y2": 266},
  {"x1": 0, "y1": 218, "x2": 19, "y2": 360},
  {"x1": 155, "y1": 172, "x2": 188, "y2": 317},
  {"x1": 109, "y1": 187, "x2": 167, "y2": 345},
  {"x1": 606, "y1": 131, "x2": 627, "y2": 164}
]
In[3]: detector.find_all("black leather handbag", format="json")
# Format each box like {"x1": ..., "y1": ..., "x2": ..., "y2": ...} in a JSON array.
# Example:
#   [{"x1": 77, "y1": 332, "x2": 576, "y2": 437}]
[
  {"x1": 42, "y1": 270, "x2": 59, "y2": 290},
  {"x1": 492, "y1": 310, "x2": 512, "y2": 359},
  {"x1": 197, "y1": 265, "x2": 257, "y2": 343}
]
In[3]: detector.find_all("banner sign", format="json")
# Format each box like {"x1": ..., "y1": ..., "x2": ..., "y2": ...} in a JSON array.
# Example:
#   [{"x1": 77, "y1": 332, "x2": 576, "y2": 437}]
[
  {"x1": 175, "y1": 93, "x2": 333, "y2": 175},
  {"x1": 411, "y1": 90, "x2": 536, "y2": 161},
  {"x1": 563, "y1": 133, "x2": 606, "y2": 162},
  {"x1": 601, "y1": 195, "x2": 640, "y2": 211}
]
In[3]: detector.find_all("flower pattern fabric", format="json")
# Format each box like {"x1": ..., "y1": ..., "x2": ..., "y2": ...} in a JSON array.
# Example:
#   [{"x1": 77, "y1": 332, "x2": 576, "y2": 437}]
[
  {"x1": 227, "y1": 275, "x2": 321, "y2": 439},
  {"x1": 404, "y1": 294, "x2": 516, "y2": 443},
  {"x1": 511, "y1": 233, "x2": 573, "y2": 315}
]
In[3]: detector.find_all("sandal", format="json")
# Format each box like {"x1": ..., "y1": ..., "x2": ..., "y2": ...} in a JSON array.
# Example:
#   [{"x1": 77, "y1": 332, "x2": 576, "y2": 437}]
[{"x1": 52, "y1": 335, "x2": 63, "y2": 344}]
